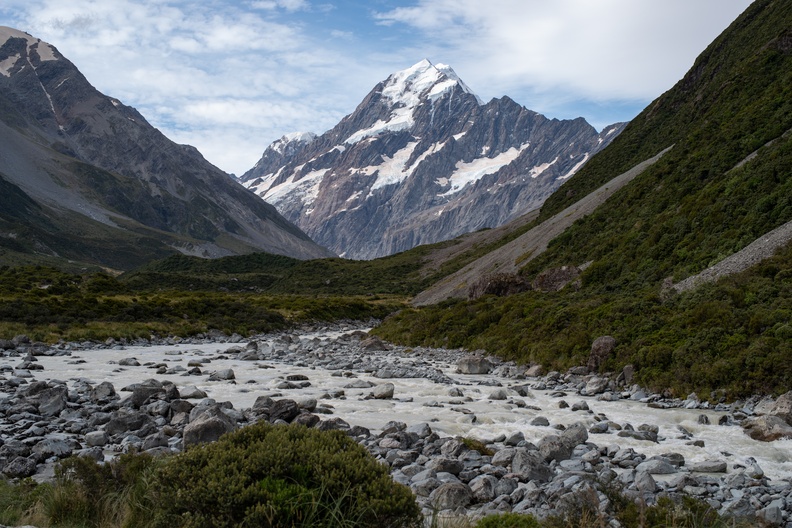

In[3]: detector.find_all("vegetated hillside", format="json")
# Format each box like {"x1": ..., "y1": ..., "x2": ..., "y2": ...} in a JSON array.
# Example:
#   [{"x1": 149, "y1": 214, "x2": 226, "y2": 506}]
[
  {"x1": 120, "y1": 207, "x2": 549, "y2": 297},
  {"x1": 0, "y1": 265, "x2": 403, "y2": 343},
  {"x1": 375, "y1": 0, "x2": 792, "y2": 400}
]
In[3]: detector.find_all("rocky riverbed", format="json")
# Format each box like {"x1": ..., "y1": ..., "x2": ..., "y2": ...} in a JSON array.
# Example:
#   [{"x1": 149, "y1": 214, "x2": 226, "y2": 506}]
[{"x1": 1, "y1": 323, "x2": 791, "y2": 526}]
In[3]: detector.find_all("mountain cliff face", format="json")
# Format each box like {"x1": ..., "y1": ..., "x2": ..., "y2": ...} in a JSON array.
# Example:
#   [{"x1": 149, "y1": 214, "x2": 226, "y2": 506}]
[
  {"x1": 0, "y1": 26, "x2": 333, "y2": 269},
  {"x1": 240, "y1": 60, "x2": 625, "y2": 259}
]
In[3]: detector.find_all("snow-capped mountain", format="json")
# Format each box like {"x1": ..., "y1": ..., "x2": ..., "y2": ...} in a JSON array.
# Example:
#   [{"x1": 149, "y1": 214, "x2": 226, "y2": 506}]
[
  {"x1": 240, "y1": 59, "x2": 626, "y2": 259},
  {"x1": 0, "y1": 26, "x2": 332, "y2": 269}
]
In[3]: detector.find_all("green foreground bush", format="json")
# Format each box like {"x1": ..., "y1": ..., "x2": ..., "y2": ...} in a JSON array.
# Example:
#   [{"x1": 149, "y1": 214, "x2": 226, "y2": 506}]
[
  {"x1": 145, "y1": 423, "x2": 422, "y2": 528},
  {"x1": 0, "y1": 424, "x2": 421, "y2": 528}
]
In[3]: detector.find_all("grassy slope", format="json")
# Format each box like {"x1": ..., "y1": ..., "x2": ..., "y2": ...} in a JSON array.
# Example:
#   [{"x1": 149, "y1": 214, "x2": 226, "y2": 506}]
[
  {"x1": 0, "y1": 266, "x2": 402, "y2": 342},
  {"x1": 375, "y1": 0, "x2": 792, "y2": 400}
]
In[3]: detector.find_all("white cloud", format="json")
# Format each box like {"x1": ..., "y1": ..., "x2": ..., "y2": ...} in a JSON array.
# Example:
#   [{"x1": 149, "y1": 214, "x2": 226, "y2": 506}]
[
  {"x1": 375, "y1": 0, "x2": 753, "y2": 102},
  {"x1": 250, "y1": 0, "x2": 308, "y2": 12}
]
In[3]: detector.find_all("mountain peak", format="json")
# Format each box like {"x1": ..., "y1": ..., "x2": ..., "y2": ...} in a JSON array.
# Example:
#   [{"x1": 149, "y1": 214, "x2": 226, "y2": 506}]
[
  {"x1": 272, "y1": 131, "x2": 317, "y2": 153},
  {"x1": 344, "y1": 59, "x2": 481, "y2": 144},
  {"x1": 0, "y1": 26, "x2": 59, "y2": 74},
  {"x1": 382, "y1": 59, "x2": 481, "y2": 106}
]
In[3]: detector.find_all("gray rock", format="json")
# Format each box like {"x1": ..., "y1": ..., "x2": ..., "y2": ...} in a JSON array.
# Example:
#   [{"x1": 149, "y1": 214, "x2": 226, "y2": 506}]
[
  {"x1": 292, "y1": 413, "x2": 320, "y2": 428},
  {"x1": 525, "y1": 365, "x2": 543, "y2": 377},
  {"x1": 690, "y1": 459, "x2": 727, "y2": 473},
  {"x1": 269, "y1": 399, "x2": 300, "y2": 422},
  {"x1": 372, "y1": 383, "x2": 395, "y2": 399},
  {"x1": 38, "y1": 386, "x2": 68, "y2": 417},
  {"x1": 571, "y1": 401, "x2": 589, "y2": 411},
  {"x1": 317, "y1": 417, "x2": 350, "y2": 431},
  {"x1": 91, "y1": 381, "x2": 116, "y2": 402},
  {"x1": 504, "y1": 432, "x2": 525, "y2": 446},
  {"x1": 489, "y1": 388, "x2": 509, "y2": 400},
  {"x1": 429, "y1": 457, "x2": 464, "y2": 476},
  {"x1": 406, "y1": 423, "x2": 433, "y2": 438},
  {"x1": 634, "y1": 471, "x2": 657, "y2": 493},
  {"x1": 429, "y1": 482, "x2": 472, "y2": 510},
  {"x1": 105, "y1": 409, "x2": 154, "y2": 437},
  {"x1": 118, "y1": 357, "x2": 140, "y2": 367},
  {"x1": 469, "y1": 474, "x2": 498, "y2": 503},
  {"x1": 584, "y1": 377, "x2": 609, "y2": 395},
  {"x1": 538, "y1": 435, "x2": 572, "y2": 463},
  {"x1": 411, "y1": 477, "x2": 441, "y2": 497},
  {"x1": 494, "y1": 477, "x2": 518, "y2": 497},
  {"x1": 183, "y1": 406, "x2": 237, "y2": 447},
  {"x1": 179, "y1": 385, "x2": 208, "y2": 399},
  {"x1": 635, "y1": 458, "x2": 677, "y2": 475},
  {"x1": 33, "y1": 436, "x2": 80, "y2": 460},
  {"x1": 769, "y1": 390, "x2": 792, "y2": 425},
  {"x1": 142, "y1": 431, "x2": 169, "y2": 451},
  {"x1": 511, "y1": 448, "x2": 553, "y2": 482},
  {"x1": 85, "y1": 430, "x2": 109, "y2": 447},
  {"x1": 491, "y1": 447, "x2": 516, "y2": 467},
  {"x1": 757, "y1": 505, "x2": 783, "y2": 526},
  {"x1": 589, "y1": 422, "x2": 610, "y2": 434},
  {"x1": 457, "y1": 356, "x2": 493, "y2": 375},
  {"x1": 131, "y1": 384, "x2": 165, "y2": 408},
  {"x1": 561, "y1": 422, "x2": 589, "y2": 447},
  {"x1": 344, "y1": 379, "x2": 375, "y2": 389},
  {"x1": 722, "y1": 496, "x2": 756, "y2": 521},
  {"x1": 530, "y1": 416, "x2": 550, "y2": 426},
  {"x1": 208, "y1": 369, "x2": 235, "y2": 381},
  {"x1": 587, "y1": 336, "x2": 616, "y2": 372},
  {"x1": 742, "y1": 415, "x2": 792, "y2": 441},
  {"x1": 3, "y1": 456, "x2": 36, "y2": 478},
  {"x1": 359, "y1": 336, "x2": 389, "y2": 351}
]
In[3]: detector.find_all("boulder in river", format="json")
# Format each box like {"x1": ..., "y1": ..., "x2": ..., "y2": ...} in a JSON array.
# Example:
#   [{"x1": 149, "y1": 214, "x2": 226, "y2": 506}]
[
  {"x1": 457, "y1": 355, "x2": 493, "y2": 374},
  {"x1": 742, "y1": 415, "x2": 792, "y2": 442},
  {"x1": 770, "y1": 390, "x2": 792, "y2": 425}
]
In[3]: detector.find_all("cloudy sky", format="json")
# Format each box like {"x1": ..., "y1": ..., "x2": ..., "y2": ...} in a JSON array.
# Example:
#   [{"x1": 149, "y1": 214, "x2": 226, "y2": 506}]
[{"x1": 1, "y1": 0, "x2": 752, "y2": 175}]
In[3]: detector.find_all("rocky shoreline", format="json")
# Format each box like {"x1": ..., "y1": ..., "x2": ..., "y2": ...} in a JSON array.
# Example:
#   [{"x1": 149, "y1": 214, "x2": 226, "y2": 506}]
[{"x1": 1, "y1": 324, "x2": 791, "y2": 527}]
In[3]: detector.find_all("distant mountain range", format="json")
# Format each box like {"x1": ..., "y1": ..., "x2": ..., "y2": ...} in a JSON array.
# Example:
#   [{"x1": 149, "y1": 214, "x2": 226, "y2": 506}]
[
  {"x1": 240, "y1": 59, "x2": 625, "y2": 259},
  {"x1": 0, "y1": 26, "x2": 333, "y2": 271}
]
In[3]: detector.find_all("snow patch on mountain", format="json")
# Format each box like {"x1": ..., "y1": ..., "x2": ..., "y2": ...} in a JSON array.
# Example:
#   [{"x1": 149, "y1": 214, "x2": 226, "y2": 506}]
[
  {"x1": 271, "y1": 132, "x2": 317, "y2": 153},
  {"x1": 345, "y1": 114, "x2": 413, "y2": 144},
  {"x1": 0, "y1": 26, "x2": 58, "y2": 63},
  {"x1": 264, "y1": 168, "x2": 329, "y2": 210},
  {"x1": 0, "y1": 54, "x2": 19, "y2": 77},
  {"x1": 364, "y1": 141, "x2": 419, "y2": 192},
  {"x1": 529, "y1": 157, "x2": 559, "y2": 178},
  {"x1": 441, "y1": 144, "x2": 531, "y2": 196},
  {"x1": 558, "y1": 153, "x2": 590, "y2": 180}
]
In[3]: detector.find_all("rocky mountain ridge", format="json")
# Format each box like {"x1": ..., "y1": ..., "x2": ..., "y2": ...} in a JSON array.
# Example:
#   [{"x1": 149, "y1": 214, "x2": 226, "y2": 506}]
[
  {"x1": 241, "y1": 59, "x2": 625, "y2": 259},
  {"x1": 0, "y1": 26, "x2": 333, "y2": 270}
]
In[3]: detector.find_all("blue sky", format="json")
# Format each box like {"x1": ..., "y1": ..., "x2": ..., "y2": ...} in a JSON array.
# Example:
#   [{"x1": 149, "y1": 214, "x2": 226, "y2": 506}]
[{"x1": 1, "y1": 0, "x2": 752, "y2": 175}]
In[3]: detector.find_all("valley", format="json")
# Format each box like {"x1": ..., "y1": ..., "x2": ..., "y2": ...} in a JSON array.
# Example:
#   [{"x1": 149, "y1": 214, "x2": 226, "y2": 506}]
[{"x1": 0, "y1": 0, "x2": 790, "y2": 525}]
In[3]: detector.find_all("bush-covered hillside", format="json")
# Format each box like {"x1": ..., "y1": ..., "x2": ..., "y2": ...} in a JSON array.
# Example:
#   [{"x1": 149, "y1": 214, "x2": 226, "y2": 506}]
[{"x1": 0, "y1": 266, "x2": 401, "y2": 342}]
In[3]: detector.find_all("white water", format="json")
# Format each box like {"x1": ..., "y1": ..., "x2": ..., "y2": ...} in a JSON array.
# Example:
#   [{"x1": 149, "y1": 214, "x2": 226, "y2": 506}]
[{"x1": 16, "y1": 329, "x2": 792, "y2": 482}]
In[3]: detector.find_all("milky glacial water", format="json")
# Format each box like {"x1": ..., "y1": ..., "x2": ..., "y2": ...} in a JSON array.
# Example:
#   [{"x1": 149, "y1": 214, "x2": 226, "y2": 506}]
[{"x1": 18, "y1": 329, "x2": 792, "y2": 483}]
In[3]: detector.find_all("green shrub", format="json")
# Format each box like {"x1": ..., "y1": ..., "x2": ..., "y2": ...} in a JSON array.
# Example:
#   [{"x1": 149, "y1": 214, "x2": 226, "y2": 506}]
[
  {"x1": 474, "y1": 513, "x2": 540, "y2": 528},
  {"x1": 143, "y1": 423, "x2": 422, "y2": 528}
]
